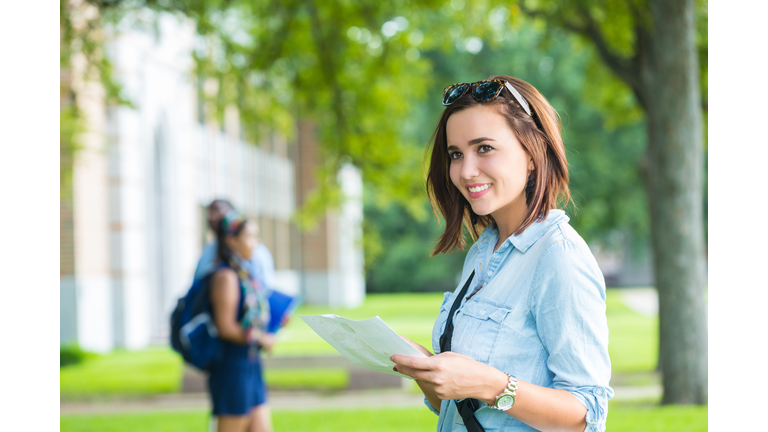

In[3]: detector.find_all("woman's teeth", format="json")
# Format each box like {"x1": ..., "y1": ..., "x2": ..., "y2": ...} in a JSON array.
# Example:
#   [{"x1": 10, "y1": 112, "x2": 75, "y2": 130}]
[{"x1": 468, "y1": 184, "x2": 491, "y2": 193}]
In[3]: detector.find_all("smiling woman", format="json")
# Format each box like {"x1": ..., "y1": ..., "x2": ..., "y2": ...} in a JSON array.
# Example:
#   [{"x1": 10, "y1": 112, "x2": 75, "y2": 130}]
[
  {"x1": 427, "y1": 77, "x2": 569, "y2": 255},
  {"x1": 391, "y1": 76, "x2": 612, "y2": 432}
]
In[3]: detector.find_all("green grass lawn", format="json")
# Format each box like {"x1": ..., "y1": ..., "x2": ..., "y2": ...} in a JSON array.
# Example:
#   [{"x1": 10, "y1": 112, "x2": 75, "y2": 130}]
[
  {"x1": 264, "y1": 368, "x2": 349, "y2": 390},
  {"x1": 60, "y1": 348, "x2": 183, "y2": 399},
  {"x1": 273, "y1": 292, "x2": 444, "y2": 356},
  {"x1": 60, "y1": 402, "x2": 707, "y2": 432},
  {"x1": 605, "y1": 290, "x2": 658, "y2": 373},
  {"x1": 61, "y1": 290, "x2": 658, "y2": 399}
]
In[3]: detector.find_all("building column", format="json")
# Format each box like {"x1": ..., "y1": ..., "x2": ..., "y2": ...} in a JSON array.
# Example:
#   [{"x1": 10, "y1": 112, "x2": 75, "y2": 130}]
[{"x1": 293, "y1": 121, "x2": 365, "y2": 307}]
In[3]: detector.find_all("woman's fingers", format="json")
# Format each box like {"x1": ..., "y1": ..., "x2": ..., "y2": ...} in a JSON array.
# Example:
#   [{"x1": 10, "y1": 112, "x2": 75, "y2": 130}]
[
  {"x1": 259, "y1": 333, "x2": 276, "y2": 351},
  {"x1": 390, "y1": 354, "x2": 434, "y2": 370},
  {"x1": 393, "y1": 363, "x2": 434, "y2": 382}
]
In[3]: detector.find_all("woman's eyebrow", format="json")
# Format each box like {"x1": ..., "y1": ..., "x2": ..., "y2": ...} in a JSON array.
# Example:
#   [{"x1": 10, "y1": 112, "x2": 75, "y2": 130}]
[
  {"x1": 447, "y1": 137, "x2": 496, "y2": 151},
  {"x1": 468, "y1": 137, "x2": 496, "y2": 145}
]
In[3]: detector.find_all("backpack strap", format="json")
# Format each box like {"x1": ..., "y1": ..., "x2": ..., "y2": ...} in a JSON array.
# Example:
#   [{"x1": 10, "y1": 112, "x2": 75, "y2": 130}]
[
  {"x1": 438, "y1": 270, "x2": 486, "y2": 432},
  {"x1": 439, "y1": 270, "x2": 475, "y2": 354}
]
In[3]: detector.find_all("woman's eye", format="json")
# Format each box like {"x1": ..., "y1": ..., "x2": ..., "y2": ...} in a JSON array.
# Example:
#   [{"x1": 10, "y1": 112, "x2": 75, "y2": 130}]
[
  {"x1": 478, "y1": 144, "x2": 494, "y2": 153},
  {"x1": 449, "y1": 151, "x2": 462, "y2": 160}
]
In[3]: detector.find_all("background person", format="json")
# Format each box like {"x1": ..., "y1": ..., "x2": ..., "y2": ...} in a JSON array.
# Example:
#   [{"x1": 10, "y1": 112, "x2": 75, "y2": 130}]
[
  {"x1": 392, "y1": 75, "x2": 613, "y2": 432},
  {"x1": 195, "y1": 199, "x2": 276, "y2": 288},
  {"x1": 208, "y1": 211, "x2": 275, "y2": 432}
]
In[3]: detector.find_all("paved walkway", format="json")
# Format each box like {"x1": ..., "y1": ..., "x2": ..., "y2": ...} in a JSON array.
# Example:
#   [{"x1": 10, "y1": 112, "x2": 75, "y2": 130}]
[{"x1": 60, "y1": 385, "x2": 661, "y2": 415}]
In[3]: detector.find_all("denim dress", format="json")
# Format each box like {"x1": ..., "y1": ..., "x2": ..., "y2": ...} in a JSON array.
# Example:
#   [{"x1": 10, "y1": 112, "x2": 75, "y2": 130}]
[
  {"x1": 426, "y1": 210, "x2": 613, "y2": 432},
  {"x1": 207, "y1": 266, "x2": 267, "y2": 416}
]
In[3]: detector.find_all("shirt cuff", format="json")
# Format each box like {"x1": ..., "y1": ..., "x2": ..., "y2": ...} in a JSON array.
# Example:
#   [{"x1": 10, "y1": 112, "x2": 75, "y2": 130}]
[
  {"x1": 559, "y1": 385, "x2": 613, "y2": 432},
  {"x1": 423, "y1": 396, "x2": 440, "y2": 415}
]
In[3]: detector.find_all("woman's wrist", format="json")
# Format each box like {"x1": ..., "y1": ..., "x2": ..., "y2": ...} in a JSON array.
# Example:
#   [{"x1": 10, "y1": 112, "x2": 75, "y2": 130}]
[
  {"x1": 479, "y1": 368, "x2": 513, "y2": 406},
  {"x1": 245, "y1": 325, "x2": 263, "y2": 345}
]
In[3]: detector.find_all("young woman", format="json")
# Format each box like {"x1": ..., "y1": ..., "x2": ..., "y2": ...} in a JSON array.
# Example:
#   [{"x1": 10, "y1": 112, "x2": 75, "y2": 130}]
[
  {"x1": 392, "y1": 76, "x2": 613, "y2": 432},
  {"x1": 208, "y1": 211, "x2": 275, "y2": 432}
]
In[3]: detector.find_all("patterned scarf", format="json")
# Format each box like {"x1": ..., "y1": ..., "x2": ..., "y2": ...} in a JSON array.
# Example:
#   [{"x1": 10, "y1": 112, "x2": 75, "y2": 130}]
[{"x1": 222, "y1": 211, "x2": 271, "y2": 357}]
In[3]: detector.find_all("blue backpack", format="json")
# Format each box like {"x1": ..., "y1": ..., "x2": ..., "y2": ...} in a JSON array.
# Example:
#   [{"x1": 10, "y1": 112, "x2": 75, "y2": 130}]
[{"x1": 170, "y1": 272, "x2": 222, "y2": 371}]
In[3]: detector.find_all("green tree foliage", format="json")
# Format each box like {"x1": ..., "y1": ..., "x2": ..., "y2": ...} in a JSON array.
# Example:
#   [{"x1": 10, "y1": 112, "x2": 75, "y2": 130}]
[
  {"x1": 365, "y1": 201, "x2": 468, "y2": 293},
  {"x1": 60, "y1": 0, "x2": 133, "y2": 197}
]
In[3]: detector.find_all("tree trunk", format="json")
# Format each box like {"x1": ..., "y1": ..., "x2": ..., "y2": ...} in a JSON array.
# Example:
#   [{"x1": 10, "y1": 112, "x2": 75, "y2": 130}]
[{"x1": 643, "y1": 0, "x2": 708, "y2": 404}]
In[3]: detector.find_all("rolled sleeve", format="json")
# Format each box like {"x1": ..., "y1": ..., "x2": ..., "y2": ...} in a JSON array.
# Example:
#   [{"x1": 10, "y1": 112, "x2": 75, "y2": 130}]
[
  {"x1": 557, "y1": 384, "x2": 614, "y2": 431},
  {"x1": 529, "y1": 239, "x2": 613, "y2": 431},
  {"x1": 423, "y1": 396, "x2": 440, "y2": 415}
]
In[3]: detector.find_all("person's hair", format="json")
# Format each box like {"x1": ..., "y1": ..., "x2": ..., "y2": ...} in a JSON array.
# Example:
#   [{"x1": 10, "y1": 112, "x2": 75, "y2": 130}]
[
  {"x1": 210, "y1": 199, "x2": 234, "y2": 211},
  {"x1": 425, "y1": 75, "x2": 570, "y2": 256},
  {"x1": 208, "y1": 199, "x2": 234, "y2": 231},
  {"x1": 215, "y1": 212, "x2": 249, "y2": 264}
]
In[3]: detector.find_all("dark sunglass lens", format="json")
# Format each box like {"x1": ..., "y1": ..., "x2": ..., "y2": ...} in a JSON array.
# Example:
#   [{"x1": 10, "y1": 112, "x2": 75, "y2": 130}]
[
  {"x1": 474, "y1": 81, "x2": 502, "y2": 102},
  {"x1": 443, "y1": 84, "x2": 469, "y2": 105}
]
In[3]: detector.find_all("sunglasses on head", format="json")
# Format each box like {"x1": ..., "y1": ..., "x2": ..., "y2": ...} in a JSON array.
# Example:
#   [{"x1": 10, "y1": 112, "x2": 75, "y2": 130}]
[{"x1": 442, "y1": 79, "x2": 532, "y2": 117}]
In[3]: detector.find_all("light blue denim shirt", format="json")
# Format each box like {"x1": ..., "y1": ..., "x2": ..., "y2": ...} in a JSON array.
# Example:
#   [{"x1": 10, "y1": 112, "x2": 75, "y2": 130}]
[{"x1": 426, "y1": 209, "x2": 613, "y2": 432}]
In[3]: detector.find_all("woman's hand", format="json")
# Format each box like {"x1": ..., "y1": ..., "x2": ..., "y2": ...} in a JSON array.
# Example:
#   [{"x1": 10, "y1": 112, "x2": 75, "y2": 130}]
[
  {"x1": 280, "y1": 314, "x2": 291, "y2": 328},
  {"x1": 391, "y1": 351, "x2": 507, "y2": 404},
  {"x1": 258, "y1": 332, "x2": 276, "y2": 352}
]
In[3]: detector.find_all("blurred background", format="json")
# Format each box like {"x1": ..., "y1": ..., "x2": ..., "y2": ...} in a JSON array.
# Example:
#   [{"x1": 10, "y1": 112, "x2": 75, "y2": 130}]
[{"x1": 60, "y1": 0, "x2": 708, "y2": 431}]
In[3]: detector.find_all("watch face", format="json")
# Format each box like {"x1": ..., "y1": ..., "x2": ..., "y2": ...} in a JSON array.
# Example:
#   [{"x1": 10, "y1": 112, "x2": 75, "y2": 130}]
[{"x1": 496, "y1": 394, "x2": 514, "y2": 410}]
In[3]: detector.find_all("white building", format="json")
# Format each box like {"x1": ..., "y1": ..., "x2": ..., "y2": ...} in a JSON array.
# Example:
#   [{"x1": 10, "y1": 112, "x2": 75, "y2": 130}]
[{"x1": 61, "y1": 12, "x2": 365, "y2": 352}]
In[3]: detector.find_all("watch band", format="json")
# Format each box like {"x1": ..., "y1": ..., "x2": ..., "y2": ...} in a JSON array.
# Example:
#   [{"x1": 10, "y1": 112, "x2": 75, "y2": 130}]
[{"x1": 491, "y1": 373, "x2": 518, "y2": 411}]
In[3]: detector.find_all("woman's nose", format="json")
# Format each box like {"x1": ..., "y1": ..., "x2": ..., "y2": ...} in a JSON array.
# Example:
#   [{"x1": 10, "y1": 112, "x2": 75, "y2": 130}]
[{"x1": 460, "y1": 155, "x2": 480, "y2": 179}]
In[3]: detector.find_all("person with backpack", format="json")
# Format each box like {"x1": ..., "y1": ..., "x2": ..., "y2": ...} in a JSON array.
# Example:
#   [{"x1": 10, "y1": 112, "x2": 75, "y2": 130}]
[{"x1": 206, "y1": 210, "x2": 275, "y2": 432}]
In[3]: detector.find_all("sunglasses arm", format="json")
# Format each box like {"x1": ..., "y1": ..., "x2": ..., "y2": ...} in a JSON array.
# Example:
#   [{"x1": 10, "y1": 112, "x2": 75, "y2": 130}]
[{"x1": 504, "y1": 82, "x2": 532, "y2": 117}]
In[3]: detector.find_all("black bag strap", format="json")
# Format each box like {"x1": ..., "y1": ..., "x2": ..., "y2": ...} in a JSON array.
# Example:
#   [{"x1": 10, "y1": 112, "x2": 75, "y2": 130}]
[
  {"x1": 457, "y1": 398, "x2": 486, "y2": 432},
  {"x1": 438, "y1": 271, "x2": 486, "y2": 432},
  {"x1": 439, "y1": 270, "x2": 475, "y2": 354}
]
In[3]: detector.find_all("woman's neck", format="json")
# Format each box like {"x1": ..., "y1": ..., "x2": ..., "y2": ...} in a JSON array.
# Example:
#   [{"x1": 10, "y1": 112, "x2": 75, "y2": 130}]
[{"x1": 491, "y1": 200, "x2": 528, "y2": 251}]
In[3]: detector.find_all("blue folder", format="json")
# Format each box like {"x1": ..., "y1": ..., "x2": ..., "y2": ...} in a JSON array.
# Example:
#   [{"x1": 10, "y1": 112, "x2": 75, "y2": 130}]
[{"x1": 267, "y1": 289, "x2": 301, "y2": 333}]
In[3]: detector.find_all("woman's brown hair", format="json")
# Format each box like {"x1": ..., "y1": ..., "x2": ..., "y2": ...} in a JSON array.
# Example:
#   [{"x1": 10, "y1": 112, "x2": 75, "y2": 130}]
[{"x1": 426, "y1": 75, "x2": 570, "y2": 256}]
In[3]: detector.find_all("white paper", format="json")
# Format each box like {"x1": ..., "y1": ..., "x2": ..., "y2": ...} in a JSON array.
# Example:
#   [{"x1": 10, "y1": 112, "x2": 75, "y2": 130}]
[{"x1": 299, "y1": 314, "x2": 427, "y2": 379}]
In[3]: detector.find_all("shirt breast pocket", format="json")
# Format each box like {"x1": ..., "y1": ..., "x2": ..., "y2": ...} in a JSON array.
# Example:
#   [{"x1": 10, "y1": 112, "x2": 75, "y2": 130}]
[
  {"x1": 491, "y1": 308, "x2": 546, "y2": 384},
  {"x1": 453, "y1": 301, "x2": 512, "y2": 364}
]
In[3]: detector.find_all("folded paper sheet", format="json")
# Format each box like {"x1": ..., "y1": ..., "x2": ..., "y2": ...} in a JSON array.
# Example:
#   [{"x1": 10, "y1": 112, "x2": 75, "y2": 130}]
[{"x1": 299, "y1": 314, "x2": 428, "y2": 379}]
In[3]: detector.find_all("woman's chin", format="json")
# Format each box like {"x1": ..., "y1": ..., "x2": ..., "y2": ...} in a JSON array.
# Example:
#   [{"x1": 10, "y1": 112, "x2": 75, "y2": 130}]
[{"x1": 470, "y1": 206, "x2": 493, "y2": 218}]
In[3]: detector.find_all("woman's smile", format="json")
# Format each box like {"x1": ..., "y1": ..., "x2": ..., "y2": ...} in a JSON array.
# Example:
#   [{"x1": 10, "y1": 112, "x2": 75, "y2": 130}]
[{"x1": 467, "y1": 183, "x2": 494, "y2": 198}]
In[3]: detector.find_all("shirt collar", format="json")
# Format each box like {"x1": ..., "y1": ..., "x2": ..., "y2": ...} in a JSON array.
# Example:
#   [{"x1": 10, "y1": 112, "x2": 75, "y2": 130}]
[{"x1": 478, "y1": 209, "x2": 569, "y2": 254}]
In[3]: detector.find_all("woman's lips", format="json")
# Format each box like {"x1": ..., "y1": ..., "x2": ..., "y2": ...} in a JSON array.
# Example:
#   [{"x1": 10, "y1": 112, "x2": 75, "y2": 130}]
[{"x1": 466, "y1": 183, "x2": 493, "y2": 199}]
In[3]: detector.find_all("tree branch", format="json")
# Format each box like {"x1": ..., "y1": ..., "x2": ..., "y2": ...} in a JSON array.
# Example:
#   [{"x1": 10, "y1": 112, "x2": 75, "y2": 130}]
[
  {"x1": 519, "y1": 2, "x2": 643, "y2": 103},
  {"x1": 305, "y1": 0, "x2": 347, "y2": 156},
  {"x1": 574, "y1": 6, "x2": 641, "y2": 92},
  {"x1": 626, "y1": 0, "x2": 652, "y2": 112}
]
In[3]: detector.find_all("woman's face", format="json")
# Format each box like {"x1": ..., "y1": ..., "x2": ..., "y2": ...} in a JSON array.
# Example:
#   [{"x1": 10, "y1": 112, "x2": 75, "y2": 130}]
[
  {"x1": 226, "y1": 221, "x2": 259, "y2": 260},
  {"x1": 446, "y1": 105, "x2": 533, "y2": 223}
]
